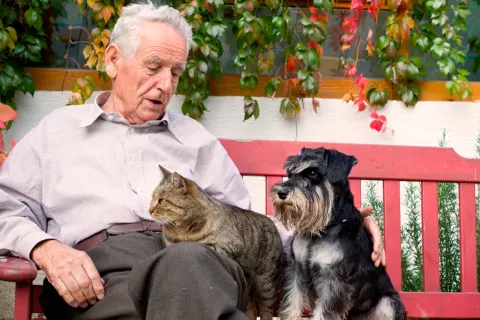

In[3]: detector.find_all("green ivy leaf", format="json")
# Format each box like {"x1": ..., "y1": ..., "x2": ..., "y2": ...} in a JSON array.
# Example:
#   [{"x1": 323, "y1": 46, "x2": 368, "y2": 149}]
[
  {"x1": 272, "y1": 16, "x2": 286, "y2": 38},
  {"x1": 367, "y1": 87, "x2": 389, "y2": 107},
  {"x1": 24, "y1": 8, "x2": 39, "y2": 28},
  {"x1": 313, "y1": 0, "x2": 333, "y2": 14},
  {"x1": 300, "y1": 73, "x2": 318, "y2": 95},
  {"x1": 6, "y1": 27, "x2": 17, "y2": 43},
  {"x1": 18, "y1": 76, "x2": 35, "y2": 96},
  {"x1": 265, "y1": 0, "x2": 281, "y2": 10},
  {"x1": 416, "y1": 34, "x2": 430, "y2": 52},
  {"x1": 457, "y1": 68, "x2": 470, "y2": 76},
  {"x1": 437, "y1": 59, "x2": 455, "y2": 76},
  {"x1": 0, "y1": 30, "x2": 8, "y2": 52},
  {"x1": 431, "y1": 38, "x2": 447, "y2": 58},
  {"x1": 306, "y1": 49, "x2": 320, "y2": 70},
  {"x1": 205, "y1": 20, "x2": 227, "y2": 38},
  {"x1": 398, "y1": 84, "x2": 419, "y2": 107},
  {"x1": 453, "y1": 17, "x2": 467, "y2": 32},
  {"x1": 265, "y1": 77, "x2": 281, "y2": 97}
]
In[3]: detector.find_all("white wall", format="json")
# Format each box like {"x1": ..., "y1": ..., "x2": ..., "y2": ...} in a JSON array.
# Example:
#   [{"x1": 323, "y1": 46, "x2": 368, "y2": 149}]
[{"x1": 1, "y1": 90, "x2": 479, "y2": 319}]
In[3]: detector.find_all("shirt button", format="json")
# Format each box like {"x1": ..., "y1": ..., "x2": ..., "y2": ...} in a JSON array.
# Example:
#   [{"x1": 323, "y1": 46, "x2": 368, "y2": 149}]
[
  {"x1": 107, "y1": 115, "x2": 114, "y2": 120},
  {"x1": 144, "y1": 129, "x2": 149, "y2": 132}
]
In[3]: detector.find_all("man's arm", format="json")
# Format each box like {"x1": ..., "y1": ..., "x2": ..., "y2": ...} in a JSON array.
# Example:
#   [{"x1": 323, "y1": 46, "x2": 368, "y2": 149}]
[
  {"x1": 0, "y1": 126, "x2": 54, "y2": 259},
  {"x1": 0, "y1": 124, "x2": 104, "y2": 308},
  {"x1": 197, "y1": 137, "x2": 251, "y2": 211}
]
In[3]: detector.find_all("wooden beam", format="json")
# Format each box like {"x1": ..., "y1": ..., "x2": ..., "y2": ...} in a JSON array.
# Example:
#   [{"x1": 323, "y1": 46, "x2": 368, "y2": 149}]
[
  {"x1": 224, "y1": 0, "x2": 389, "y2": 10},
  {"x1": 26, "y1": 68, "x2": 480, "y2": 102}
]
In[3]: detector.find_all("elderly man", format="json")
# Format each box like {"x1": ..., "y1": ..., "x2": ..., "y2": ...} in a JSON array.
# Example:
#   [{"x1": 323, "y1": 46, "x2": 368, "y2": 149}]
[{"x1": 0, "y1": 2, "x2": 385, "y2": 319}]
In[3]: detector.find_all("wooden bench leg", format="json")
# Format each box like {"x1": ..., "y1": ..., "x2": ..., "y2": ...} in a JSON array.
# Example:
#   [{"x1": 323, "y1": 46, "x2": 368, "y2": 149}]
[{"x1": 14, "y1": 282, "x2": 33, "y2": 320}]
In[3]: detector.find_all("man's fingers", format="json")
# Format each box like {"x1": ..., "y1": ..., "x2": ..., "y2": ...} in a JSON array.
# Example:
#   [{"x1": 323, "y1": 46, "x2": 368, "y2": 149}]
[
  {"x1": 51, "y1": 277, "x2": 79, "y2": 308},
  {"x1": 359, "y1": 206, "x2": 373, "y2": 218},
  {"x1": 381, "y1": 248, "x2": 386, "y2": 267},
  {"x1": 61, "y1": 272, "x2": 89, "y2": 308},
  {"x1": 72, "y1": 265, "x2": 98, "y2": 305},
  {"x1": 364, "y1": 216, "x2": 382, "y2": 253},
  {"x1": 82, "y1": 257, "x2": 105, "y2": 301}
]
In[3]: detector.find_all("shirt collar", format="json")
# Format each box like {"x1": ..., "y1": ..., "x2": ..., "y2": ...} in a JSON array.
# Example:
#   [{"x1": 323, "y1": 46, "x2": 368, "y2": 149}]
[{"x1": 78, "y1": 91, "x2": 183, "y2": 144}]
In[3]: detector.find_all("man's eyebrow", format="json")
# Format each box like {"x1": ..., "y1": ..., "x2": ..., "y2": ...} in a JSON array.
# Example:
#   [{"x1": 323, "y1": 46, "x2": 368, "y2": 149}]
[{"x1": 147, "y1": 56, "x2": 162, "y2": 64}]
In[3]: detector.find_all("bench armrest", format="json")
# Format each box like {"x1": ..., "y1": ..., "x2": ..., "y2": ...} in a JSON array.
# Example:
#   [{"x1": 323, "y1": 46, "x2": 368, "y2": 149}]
[{"x1": 0, "y1": 256, "x2": 37, "y2": 282}]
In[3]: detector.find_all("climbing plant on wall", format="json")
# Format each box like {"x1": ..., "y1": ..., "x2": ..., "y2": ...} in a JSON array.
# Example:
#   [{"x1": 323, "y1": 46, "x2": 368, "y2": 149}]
[
  {"x1": 0, "y1": 0, "x2": 64, "y2": 161},
  {"x1": 1, "y1": 0, "x2": 477, "y2": 133}
]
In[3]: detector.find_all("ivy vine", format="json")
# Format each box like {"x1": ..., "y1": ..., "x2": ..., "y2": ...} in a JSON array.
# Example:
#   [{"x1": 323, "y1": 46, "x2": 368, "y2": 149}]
[{"x1": 0, "y1": 0, "x2": 478, "y2": 135}]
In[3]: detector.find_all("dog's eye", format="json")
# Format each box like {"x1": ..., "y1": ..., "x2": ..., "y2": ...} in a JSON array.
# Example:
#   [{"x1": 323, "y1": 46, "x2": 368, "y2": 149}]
[{"x1": 307, "y1": 169, "x2": 318, "y2": 178}]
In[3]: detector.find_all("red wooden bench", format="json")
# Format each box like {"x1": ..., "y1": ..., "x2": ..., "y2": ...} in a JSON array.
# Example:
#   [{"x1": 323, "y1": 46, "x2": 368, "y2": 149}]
[{"x1": 1, "y1": 139, "x2": 479, "y2": 319}]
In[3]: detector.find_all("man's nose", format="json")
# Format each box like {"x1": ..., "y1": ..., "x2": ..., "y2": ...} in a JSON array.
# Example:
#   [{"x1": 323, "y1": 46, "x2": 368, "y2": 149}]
[{"x1": 154, "y1": 69, "x2": 173, "y2": 93}]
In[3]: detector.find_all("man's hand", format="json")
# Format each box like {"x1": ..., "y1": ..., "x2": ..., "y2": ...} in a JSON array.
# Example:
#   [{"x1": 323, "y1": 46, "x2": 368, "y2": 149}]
[
  {"x1": 359, "y1": 206, "x2": 386, "y2": 267},
  {"x1": 31, "y1": 239, "x2": 105, "y2": 308}
]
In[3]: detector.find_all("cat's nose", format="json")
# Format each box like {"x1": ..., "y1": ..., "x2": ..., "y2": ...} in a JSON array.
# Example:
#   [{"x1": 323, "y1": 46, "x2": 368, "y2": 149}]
[
  {"x1": 277, "y1": 191, "x2": 289, "y2": 200},
  {"x1": 149, "y1": 205, "x2": 155, "y2": 213}
]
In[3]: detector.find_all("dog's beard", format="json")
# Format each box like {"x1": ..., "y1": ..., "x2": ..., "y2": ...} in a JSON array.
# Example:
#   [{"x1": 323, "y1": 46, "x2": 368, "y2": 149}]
[{"x1": 270, "y1": 181, "x2": 334, "y2": 236}]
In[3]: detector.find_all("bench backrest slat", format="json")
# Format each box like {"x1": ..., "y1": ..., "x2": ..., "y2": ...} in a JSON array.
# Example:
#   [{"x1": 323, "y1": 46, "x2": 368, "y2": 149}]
[
  {"x1": 220, "y1": 140, "x2": 480, "y2": 182},
  {"x1": 459, "y1": 182, "x2": 478, "y2": 292},
  {"x1": 421, "y1": 181, "x2": 441, "y2": 292},
  {"x1": 383, "y1": 180, "x2": 402, "y2": 291}
]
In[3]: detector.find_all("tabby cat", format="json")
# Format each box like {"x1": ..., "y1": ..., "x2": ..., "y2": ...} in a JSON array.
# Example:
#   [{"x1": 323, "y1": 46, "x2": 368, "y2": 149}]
[{"x1": 149, "y1": 165, "x2": 283, "y2": 320}]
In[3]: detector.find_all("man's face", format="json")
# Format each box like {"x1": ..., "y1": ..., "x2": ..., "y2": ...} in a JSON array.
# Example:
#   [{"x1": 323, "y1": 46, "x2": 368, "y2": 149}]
[{"x1": 105, "y1": 21, "x2": 187, "y2": 124}]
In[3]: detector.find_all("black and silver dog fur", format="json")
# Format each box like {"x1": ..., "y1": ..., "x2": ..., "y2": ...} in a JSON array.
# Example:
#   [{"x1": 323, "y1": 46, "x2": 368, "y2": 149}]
[{"x1": 270, "y1": 147, "x2": 407, "y2": 320}]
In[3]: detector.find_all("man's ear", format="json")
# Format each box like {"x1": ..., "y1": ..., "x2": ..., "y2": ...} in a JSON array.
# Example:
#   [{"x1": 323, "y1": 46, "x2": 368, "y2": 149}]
[
  {"x1": 104, "y1": 44, "x2": 121, "y2": 79},
  {"x1": 171, "y1": 172, "x2": 188, "y2": 194},
  {"x1": 325, "y1": 149, "x2": 358, "y2": 183}
]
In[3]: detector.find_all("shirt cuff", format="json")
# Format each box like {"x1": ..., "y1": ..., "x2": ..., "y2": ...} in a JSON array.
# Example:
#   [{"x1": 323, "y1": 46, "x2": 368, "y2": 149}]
[{"x1": 17, "y1": 230, "x2": 56, "y2": 261}]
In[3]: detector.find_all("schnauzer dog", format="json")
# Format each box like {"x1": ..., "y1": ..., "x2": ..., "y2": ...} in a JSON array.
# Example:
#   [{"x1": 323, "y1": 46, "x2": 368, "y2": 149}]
[{"x1": 270, "y1": 147, "x2": 407, "y2": 320}]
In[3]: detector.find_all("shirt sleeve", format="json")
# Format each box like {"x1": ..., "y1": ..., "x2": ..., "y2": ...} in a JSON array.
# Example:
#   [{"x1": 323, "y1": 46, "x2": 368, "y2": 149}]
[
  {"x1": 0, "y1": 124, "x2": 54, "y2": 260},
  {"x1": 197, "y1": 136, "x2": 252, "y2": 211}
]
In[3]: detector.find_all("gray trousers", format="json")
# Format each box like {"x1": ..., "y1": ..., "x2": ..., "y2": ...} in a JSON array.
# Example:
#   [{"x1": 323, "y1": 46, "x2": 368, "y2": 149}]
[{"x1": 39, "y1": 231, "x2": 255, "y2": 320}]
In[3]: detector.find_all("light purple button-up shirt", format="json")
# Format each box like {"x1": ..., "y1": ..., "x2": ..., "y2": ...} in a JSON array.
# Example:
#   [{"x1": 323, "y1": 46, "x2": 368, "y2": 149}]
[{"x1": 0, "y1": 92, "x2": 251, "y2": 260}]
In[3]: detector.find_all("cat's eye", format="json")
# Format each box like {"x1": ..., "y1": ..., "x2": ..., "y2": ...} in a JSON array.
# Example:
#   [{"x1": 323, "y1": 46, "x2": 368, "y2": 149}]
[{"x1": 157, "y1": 198, "x2": 164, "y2": 205}]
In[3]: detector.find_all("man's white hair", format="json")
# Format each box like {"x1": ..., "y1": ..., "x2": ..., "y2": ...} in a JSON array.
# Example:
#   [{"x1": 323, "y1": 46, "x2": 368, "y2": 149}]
[{"x1": 109, "y1": 1, "x2": 193, "y2": 59}]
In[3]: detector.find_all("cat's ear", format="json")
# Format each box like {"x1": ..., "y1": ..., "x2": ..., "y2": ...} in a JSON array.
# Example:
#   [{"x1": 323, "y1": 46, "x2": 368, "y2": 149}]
[
  {"x1": 158, "y1": 164, "x2": 172, "y2": 180},
  {"x1": 172, "y1": 172, "x2": 187, "y2": 193}
]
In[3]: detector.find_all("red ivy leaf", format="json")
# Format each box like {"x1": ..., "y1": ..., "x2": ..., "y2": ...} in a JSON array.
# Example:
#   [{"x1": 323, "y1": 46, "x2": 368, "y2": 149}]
[
  {"x1": 345, "y1": 63, "x2": 357, "y2": 77},
  {"x1": 0, "y1": 103, "x2": 18, "y2": 129},
  {"x1": 354, "y1": 97, "x2": 368, "y2": 111},
  {"x1": 370, "y1": 119, "x2": 384, "y2": 131},
  {"x1": 354, "y1": 73, "x2": 368, "y2": 89},
  {"x1": 368, "y1": 0, "x2": 381, "y2": 20},
  {"x1": 351, "y1": 0, "x2": 364, "y2": 12},
  {"x1": 370, "y1": 108, "x2": 387, "y2": 132},
  {"x1": 286, "y1": 56, "x2": 296, "y2": 73},
  {"x1": 309, "y1": 6, "x2": 319, "y2": 15}
]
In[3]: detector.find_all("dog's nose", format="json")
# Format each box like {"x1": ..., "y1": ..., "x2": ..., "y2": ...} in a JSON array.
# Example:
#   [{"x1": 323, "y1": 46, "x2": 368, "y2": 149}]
[{"x1": 277, "y1": 191, "x2": 289, "y2": 200}]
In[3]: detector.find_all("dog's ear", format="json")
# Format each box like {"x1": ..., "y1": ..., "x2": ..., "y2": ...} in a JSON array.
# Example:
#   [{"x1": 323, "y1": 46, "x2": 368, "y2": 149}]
[{"x1": 325, "y1": 149, "x2": 358, "y2": 183}]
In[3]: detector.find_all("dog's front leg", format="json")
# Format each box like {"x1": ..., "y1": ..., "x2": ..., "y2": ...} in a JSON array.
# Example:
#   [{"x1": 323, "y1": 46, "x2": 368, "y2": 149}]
[
  {"x1": 311, "y1": 277, "x2": 353, "y2": 320},
  {"x1": 278, "y1": 262, "x2": 309, "y2": 320}
]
